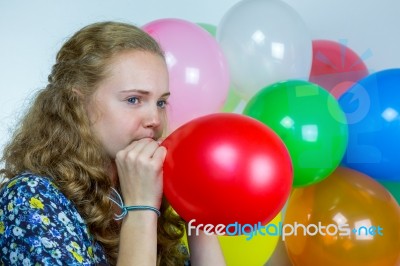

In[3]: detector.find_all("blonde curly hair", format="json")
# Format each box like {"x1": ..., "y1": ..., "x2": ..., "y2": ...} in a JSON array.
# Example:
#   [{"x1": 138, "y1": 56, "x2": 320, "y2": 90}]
[{"x1": 0, "y1": 21, "x2": 187, "y2": 265}]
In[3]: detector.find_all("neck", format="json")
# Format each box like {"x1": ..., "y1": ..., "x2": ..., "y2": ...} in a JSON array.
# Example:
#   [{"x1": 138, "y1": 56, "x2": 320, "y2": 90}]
[{"x1": 109, "y1": 161, "x2": 119, "y2": 187}]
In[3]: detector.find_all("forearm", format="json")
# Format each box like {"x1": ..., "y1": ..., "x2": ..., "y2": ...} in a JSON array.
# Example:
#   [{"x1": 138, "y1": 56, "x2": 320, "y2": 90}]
[
  {"x1": 117, "y1": 211, "x2": 158, "y2": 266},
  {"x1": 187, "y1": 230, "x2": 226, "y2": 266}
]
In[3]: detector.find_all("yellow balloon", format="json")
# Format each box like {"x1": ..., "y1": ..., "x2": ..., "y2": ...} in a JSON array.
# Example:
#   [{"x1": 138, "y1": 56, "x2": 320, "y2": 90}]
[
  {"x1": 181, "y1": 229, "x2": 188, "y2": 250},
  {"x1": 218, "y1": 212, "x2": 281, "y2": 266},
  {"x1": 284, "y1": 167, "x2": 400, "y2": 266},
  {"x1": 221, "y1": 86, "x2": 247, "y2": 113}
]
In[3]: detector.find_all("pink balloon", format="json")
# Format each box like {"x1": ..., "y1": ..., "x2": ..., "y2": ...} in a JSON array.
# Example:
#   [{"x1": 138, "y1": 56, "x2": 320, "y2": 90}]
[{"x1": 143, "y1": 19, "x2": 229, "y2": 132}]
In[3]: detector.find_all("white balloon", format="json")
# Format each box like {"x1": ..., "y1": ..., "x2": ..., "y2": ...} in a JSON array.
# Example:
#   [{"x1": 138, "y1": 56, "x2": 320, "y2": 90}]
[{"x1": 217, "y1": 0, "x2": 312, "y2": 99}]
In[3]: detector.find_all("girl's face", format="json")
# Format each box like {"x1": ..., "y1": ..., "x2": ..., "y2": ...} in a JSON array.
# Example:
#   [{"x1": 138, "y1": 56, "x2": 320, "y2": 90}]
[{"x1": 86, "y1": 50, "x2": 169, "y2": 159}]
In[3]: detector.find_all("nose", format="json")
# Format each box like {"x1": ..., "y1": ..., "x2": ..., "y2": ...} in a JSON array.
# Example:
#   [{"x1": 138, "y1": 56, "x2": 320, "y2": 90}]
[{"x1": 143, "y1": 106, "x2": 161, "y2": 128}]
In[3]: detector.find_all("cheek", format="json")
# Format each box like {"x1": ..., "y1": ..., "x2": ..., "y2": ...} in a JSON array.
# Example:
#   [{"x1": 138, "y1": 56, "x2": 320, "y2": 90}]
[
  {"x1": 89, "y1": 113, "x2": 122, "y2": 147},
  {"x1": 92, "y1": 122, "x2": 125, "y2": 158},
  {"x1": 101, "y1": 113, "x2": 140, "y2": 142}
]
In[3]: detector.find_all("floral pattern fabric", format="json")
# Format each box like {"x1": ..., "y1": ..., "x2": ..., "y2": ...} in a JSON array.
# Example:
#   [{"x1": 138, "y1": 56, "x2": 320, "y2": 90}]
[{"x1": 0, "y1": 172, "x2": 108, "y2": 265}]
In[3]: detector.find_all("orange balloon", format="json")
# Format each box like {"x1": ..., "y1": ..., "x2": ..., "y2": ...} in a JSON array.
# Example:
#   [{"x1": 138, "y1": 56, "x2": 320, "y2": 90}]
[{"x1": 284, "y1": 167, "x2": 400, "y2": 266}]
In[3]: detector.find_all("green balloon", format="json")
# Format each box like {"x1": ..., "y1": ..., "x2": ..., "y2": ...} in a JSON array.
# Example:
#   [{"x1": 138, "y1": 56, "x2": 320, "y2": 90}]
[
  {"x1": 379, "y1": 181, "x2": 400, "y2": 205},
  {"x1": 243, "y1": 80, "x2": 348, "y2": 187},
  {"x1": 197, "y1": 22, "x2": 217, "y2": 37}
]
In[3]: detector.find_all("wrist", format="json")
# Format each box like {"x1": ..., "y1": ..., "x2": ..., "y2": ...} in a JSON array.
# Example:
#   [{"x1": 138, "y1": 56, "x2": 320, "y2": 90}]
[
  {"x1": 122, "y1": 209, "x2": 159, "y2": 223},
  {"x1": 123, "y1": 205, "x2": 161, "y2": 218},
  {"x1": 108, "y1": 188, "x2": 161, "y2": 220}
]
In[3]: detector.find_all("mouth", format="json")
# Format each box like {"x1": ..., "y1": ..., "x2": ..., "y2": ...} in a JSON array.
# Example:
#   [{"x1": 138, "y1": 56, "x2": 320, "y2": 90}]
[
  {"x1": 137, "y1": 134, "x2": 157, "y2": 141},
  {"x1": 134, "y1": 131, "x2": 162, "y2": 142}
]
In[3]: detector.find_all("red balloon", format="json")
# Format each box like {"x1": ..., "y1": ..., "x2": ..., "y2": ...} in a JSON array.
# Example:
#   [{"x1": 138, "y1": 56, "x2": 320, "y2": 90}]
[
  {"x1": 309, "y1": 39, "x2": 369, "y2": 98},
  {"x1": 162, "y1": 113, "x2": 293, "y2": 227}
]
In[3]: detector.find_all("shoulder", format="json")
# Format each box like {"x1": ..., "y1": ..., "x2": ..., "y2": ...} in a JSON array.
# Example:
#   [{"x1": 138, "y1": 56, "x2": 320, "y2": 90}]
[
  {"x1": 0, "y1": 172, "x2": 108, "y2": 265},
  {"x1": 0, "y1": 172, "x2": 70, "y2": 213},
  {"x1": 0, "y1": 171, "x2": 85, "y2": 228},
  {"x1": 0, "y1": 171, "x2": 84, "y2": 231},
  {"x1": 1, "y1": 171, "x2": 58, "y2": 196}
]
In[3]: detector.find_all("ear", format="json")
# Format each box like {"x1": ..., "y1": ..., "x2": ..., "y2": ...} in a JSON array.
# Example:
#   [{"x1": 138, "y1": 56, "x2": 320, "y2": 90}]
[
  {"x1": 72, "y1": 88, "x2": 83, "y2": 97},
  {"x1": 71, "y1": 88, "x2": 86, "y2": 102}
]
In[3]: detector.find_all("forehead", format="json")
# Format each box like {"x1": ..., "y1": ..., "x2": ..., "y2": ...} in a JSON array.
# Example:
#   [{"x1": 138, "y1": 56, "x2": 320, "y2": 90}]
[
  {"x1": 107, "y1": 50, "x2": 166, "y2": 73},
  {"x1": 97, "y1": 50, "x2": 169, "y2": 94}
]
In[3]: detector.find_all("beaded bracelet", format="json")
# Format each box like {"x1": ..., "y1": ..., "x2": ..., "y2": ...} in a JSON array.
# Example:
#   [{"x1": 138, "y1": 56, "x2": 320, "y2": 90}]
[{"x1": 108, "y1": 187, "x2": 161, "y2": 220}]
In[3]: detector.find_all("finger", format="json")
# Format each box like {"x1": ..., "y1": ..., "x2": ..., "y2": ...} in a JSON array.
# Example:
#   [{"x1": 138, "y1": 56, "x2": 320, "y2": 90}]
[
  {"x1": 124, "y1": 138, "x2": 153, "y2": 155},
  {"x1": 152, "y1": 146, "x2": 167, "y2": 165},
  {"x1": 138, "y1": 140, "x2": 162, "y2": 159},
  {"x1": 157, "y1": 137, "x2": 166, "y2": 145},
  {"x1": 116, "y1": 138, "x2": 152, "y2": 163}
]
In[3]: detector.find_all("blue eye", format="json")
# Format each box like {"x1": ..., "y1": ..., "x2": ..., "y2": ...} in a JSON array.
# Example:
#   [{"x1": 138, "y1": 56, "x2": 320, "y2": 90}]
[
  {"x1": 127, "y1": 97, "x2": 139, "y2": 104},
  {"x1": 157, "y1": 100, "x2": 168, "y2": 109}
]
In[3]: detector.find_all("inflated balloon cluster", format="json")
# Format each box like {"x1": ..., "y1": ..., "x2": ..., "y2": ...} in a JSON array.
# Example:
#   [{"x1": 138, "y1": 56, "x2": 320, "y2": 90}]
[{"x1": 143, "y1": 0, "x2": 400, "y2": 265}]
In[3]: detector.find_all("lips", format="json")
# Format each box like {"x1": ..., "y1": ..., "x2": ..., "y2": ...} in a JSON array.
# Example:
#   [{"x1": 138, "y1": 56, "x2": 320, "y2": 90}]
[
  {"x1": 137, "y1": 136, "x2": 155, "y2": 141},
  {"x1": 135, "y1": 130, "x2": 162, "y2": 141},
  {"x1": 136, "y1": 133, "x2": 156, "y2": 141}
]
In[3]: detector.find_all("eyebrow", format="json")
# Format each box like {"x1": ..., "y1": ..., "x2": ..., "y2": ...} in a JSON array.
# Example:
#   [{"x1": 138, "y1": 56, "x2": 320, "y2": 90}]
[{"x1": 119, "y1": 89, "x2": 170, "y2": 97}]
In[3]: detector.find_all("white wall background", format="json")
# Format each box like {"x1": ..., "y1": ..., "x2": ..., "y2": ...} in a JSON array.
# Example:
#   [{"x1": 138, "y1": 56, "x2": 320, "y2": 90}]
[{"x1": 1, "y1": 0, "x2": 399, "y2": 151}]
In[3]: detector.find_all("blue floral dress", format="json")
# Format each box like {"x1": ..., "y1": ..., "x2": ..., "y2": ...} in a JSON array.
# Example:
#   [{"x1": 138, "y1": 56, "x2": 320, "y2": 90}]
[{"x1": 0, "y1": 172, "x2": 108, "y2": 265}]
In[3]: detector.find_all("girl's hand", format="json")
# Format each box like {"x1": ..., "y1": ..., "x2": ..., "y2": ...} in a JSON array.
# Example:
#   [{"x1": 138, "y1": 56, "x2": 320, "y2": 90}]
[{"x1": 115, "y1": 138, "x2": 167, "y2": 209}]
